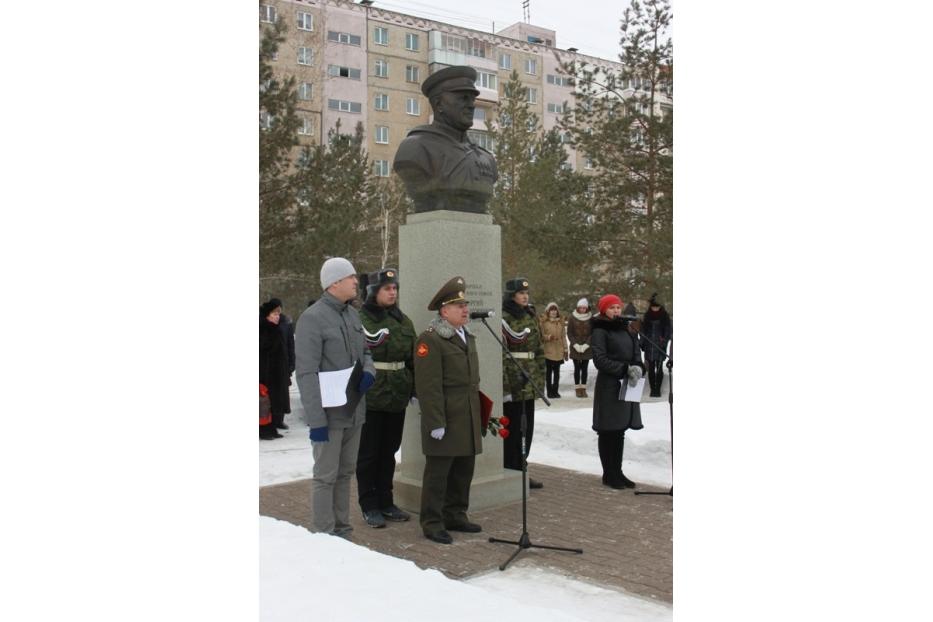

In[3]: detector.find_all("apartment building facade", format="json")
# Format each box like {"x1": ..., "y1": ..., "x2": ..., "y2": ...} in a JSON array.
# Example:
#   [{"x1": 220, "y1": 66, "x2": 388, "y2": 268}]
[{"x1": 260, "y1": 0, "x2": 665, "y2": 177}]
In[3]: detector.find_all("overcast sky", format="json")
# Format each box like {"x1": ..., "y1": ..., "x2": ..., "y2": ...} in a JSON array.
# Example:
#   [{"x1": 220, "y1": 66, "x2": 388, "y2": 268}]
[{"x1": 369, "y1": 0, "x2": 630, "y2": 61}]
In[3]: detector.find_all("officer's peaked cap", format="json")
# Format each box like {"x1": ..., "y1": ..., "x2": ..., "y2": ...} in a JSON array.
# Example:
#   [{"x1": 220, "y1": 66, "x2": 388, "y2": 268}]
[
  {"x1": 428, "y1": 276, "x2": 470, "y2": 311},
  {"x1": 421, "y1": 66, "x2": 480, "y2": 99}
]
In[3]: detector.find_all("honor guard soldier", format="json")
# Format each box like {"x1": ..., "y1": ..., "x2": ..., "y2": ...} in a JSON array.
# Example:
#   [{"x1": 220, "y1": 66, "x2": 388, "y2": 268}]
[
  {"x1": 356, "y1": 268, "x2": 417, "y2": 528},
  {"x1": 393, "y1": 65, "x2": 498, "y2": 214},
  {"x1": 413, "y1": 276, "x2": 483, "y2": 544},
  {"x1": 500, "y1": 277, "x2": 547, "y2": 489}
]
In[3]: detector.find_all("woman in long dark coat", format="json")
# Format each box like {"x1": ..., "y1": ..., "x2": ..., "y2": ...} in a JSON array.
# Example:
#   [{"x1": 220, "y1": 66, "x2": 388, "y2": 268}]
[
  {"x1": 259, "y1": 300, "x2": 290, "y2": 440},
  {"x1": 591, "y1": 294, "x2": 646, "y2": 489}
]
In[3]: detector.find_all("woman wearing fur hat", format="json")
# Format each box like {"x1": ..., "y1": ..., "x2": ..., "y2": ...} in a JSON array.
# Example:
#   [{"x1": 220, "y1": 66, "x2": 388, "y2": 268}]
[
  {"x1": 591, "y1": 294, "x2": 646, "y2": 489},
  {"x1": 539, "y1": 302, "x2": 568, "y2": 399},
  {"x1": 566, "y1": 298, "x2": 593, "y2": 398},
  {"x1": 259, "y1": 300, "x2": 289, "y2": 440}
]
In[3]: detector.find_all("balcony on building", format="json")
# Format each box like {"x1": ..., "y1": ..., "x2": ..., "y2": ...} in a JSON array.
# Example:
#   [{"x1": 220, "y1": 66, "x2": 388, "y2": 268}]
[{"x1": 427, "y1": 31, "x2": 499, "y2": 104}]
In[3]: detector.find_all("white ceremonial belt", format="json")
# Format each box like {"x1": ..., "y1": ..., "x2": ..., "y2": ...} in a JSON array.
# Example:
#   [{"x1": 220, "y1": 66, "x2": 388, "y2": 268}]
[
  {"x1": 510, "y1": 352, "x2": 535, "y2": 360},
  {"x1": 373, "y1": 361, "x2": 406, "y2": 371}
]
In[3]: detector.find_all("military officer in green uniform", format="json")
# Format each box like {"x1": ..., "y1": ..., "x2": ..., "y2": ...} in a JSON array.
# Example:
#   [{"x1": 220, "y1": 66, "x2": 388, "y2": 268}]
[
  {"x1": 356, "y1": 268, "x2": 417, "y2": 528},
  {"x1": 500, "y1": 277, "x2": 547, "y2": 489},
  {"x1": 413, "y1": 276, "x2": 483, "y2": 544},
  {"x1": 393, "y1": 65, "x2": 498, "y2": 214}
]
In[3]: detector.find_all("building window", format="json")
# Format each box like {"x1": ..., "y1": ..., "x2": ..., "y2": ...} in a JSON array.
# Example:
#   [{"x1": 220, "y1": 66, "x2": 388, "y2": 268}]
[
  {"x1": 406, "y1": 98, "x2": 420, "y2": 116},
  {"x1": 405, "y1": 33, "x2": 419, "y2": 51},
  {"x1": 499, "y1": 53, "x2": 512, "y2": 70},
  {"x1": 374, "y1": 26, "x2": 388, "y2": 45},
  {"x1": 298, "y1": 116, "x2": 313, "y2": 136},
  {"x1": 373, "y1": 160, "x2": 390, "y2": 177},
  {"x1": 271, "y1": 50, "x2": 278, "y2": 62},
  {"x1": 296, "y1": 11, "x2": 313, "y2": 31},
  {"x1": 328, "y1": 99, "x2": 362, "y2": 113},
  {"x1": 328, "y1": 64, "x2": 361, "y2": 80},
  {"x1": 259, "y1": 5, "x2": 277, "y2": 23},
  {"x1": 560, "y1": 161, "x2": 573, "y2": 171},
  {"x1": 546, "y1": 74, "x2": 571, "y2": 87},
  {"x1": 374, "y1": 93, "x2": 389, "y2": 111},
  {"x1": 327, "y1": 31, "x2": 362, "y2": 46},
  {"x1": 476, "y1": 71, "x2": 497, "y2": 90},
  {"x1": 526, "y1": 88, "x2": 538, "y2": 104},
  {"x1": 526, "y1": 118, "x2": 536, "y2": 133},
  {"x1": 467, "y1": 130, "x2": 494, "y2": 151},
  {"x1": 524, "y1": 58, "x2": 537, "y2": 75},
  {"x1": 406, "y1": 65, "x2": 420, "y2": 83},
  {"x1": 259, "y1": 110, "x2": 273, "y2": 130},
  {"x1": 584, "y1": 156, "x2": 594, "y2": 170},
  {"x1": 297, "y1": 47, "x2": 313, "y2": 66},
  {"x1": 374, "y1": 59, "x2": 388, "y2": 78},
  {"x1": 298, "y1": 82, "x2": 313, "y2": 101},
  {"x1": 547, "y1": 102, "x2": 568, "y2": 114},
  {"x1": 375, "y1": 126, "x2": 389, "y2": 144},
  {"x1": 473, "y1": 107, "x2": 486, "y2": 121},
  {"x1": 498, "y1": 112, "x2": 512, "y2": 127}
]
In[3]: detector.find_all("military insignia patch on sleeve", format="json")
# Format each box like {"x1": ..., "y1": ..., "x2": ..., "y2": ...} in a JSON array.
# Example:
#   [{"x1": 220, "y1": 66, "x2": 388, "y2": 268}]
[{"x1": 416, "y1": 342, "x2": 430, "y2": 357}]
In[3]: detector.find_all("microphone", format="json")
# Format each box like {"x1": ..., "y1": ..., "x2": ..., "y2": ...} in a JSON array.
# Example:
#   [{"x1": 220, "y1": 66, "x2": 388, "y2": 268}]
[{"x1": 469, "y1": 309, "x2": 496, "y2": 319}]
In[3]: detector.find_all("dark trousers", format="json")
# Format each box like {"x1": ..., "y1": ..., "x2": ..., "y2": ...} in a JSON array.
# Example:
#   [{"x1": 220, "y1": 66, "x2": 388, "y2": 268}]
[
  {"x1": 597, "y1": 430, "x2": 626, "y2": 485},
  {"x1": 545, "y1": 360, "x2": 562, "y2": 396},
  {"x1": 356, "y1": 409, "x2": 406, "y2": 512},
  {"x1": 647, "y1": 360, "x2": 665, "y2": 395},
  {"x1": 572, "y1": 359, "x2": 589, "y2": 385},
  {"x1": 503, "y1": 399, "x2": 535, "y2": 471},
  {"x1": 420, "y1": 454, "x2": 475, "y2": 534}
]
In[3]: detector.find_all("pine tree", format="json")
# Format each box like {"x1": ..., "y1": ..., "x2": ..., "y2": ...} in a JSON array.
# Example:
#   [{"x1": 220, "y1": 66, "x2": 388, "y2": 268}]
[
  {"x1": 489, "y1": 71, "x2": 596, "y2": 311},
  {"x1": 258, "y1": 18, "x2": 410, "y2": 307},
  {"x1": 259, "y1": 18, "x2": 302, "y2": 302},
  {"x1": 559, "y1": 0, "x2": 673, "y2": 309}
]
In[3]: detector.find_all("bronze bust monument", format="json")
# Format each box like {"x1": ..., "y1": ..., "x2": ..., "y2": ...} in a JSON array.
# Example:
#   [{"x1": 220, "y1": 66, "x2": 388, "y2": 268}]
[{"x1": 393, "y1": 66, "x2": 498, "y2": 214}]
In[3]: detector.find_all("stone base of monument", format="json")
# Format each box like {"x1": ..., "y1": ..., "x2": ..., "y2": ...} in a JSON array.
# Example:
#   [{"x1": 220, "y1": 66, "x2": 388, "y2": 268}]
[{"x1": 394, "y1": 210, "x2": 526, "y2": 513}]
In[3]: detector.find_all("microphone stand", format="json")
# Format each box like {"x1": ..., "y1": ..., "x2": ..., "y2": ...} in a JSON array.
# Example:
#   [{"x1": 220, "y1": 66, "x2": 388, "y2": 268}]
[
  {"x1": 634, "y1": 333, "x2": 673, "y2": 497},
  {"x1": 477, "y1": 316, "x2": 583, "y2": 570}
]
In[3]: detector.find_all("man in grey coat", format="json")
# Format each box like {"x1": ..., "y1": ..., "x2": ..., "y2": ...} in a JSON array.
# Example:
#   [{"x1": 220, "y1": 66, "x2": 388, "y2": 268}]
[{"x1": 295, "y1": 257, "x2": 377, "y2": 536}]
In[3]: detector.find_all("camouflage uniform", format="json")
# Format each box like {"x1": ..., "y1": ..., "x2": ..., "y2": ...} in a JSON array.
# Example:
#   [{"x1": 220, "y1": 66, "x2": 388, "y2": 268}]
[
  {"x1": 500, "y1": 278, "x2": 546, "y2": 481},
  {"x1": 356, "y1": 269, "x2": 416, "y2": 522}
]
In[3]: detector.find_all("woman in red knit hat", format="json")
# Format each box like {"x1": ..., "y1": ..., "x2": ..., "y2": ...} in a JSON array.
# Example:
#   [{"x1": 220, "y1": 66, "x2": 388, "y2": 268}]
[{"x1": 590, "y1": 294, "x2": 646, "y2": 489}]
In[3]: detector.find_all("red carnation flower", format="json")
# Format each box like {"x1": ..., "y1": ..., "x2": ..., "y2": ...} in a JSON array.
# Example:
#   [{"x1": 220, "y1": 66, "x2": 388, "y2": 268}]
[
  {"x1": 499, "y1": 415, "x2": 510, "y2": 427},
  {"x1": 259, "y1": 384, "x2": 269, "y2": 397},
  {"x1": 499, "y1": 428, "x2": 510, "y2": 439}
]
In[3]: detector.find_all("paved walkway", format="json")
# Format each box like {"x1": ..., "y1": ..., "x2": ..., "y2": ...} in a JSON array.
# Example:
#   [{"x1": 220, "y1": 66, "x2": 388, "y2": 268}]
[{"x1": 259, "y1": 463, "x2": 672, "y2": 604}]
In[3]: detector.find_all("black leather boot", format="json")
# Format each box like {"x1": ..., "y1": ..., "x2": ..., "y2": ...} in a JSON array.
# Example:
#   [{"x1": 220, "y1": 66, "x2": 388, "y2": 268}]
[{"x1": 618, "y1": 436, "x2": 636, "y2": 488}]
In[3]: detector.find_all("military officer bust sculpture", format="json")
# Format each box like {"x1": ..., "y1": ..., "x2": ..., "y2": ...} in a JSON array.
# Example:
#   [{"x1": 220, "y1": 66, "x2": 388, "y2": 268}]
[{"x1": 393, "y1": 66, "x2": 498, "y2": 214}]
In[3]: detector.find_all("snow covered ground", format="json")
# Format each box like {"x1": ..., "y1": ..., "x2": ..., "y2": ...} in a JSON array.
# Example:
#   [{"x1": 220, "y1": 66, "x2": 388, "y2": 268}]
[{"x1": 260, "y1": 363, "x2": 673, "y2": 621}]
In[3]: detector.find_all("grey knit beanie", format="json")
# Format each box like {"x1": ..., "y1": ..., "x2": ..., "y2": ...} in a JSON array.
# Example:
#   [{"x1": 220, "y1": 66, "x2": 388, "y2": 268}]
[{"x1": 320, "y1": 257, "x2": 356, "y2": 290}]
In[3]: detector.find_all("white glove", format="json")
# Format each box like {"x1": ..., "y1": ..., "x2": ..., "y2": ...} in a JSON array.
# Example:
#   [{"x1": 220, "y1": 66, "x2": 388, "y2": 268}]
[
  {"x1": 410, "y1": 397, "x2": 419, "y2": 408},
  {"x1": 430, "y1": 427, "x2": 446, "y2": 440},
  {"x1": 502, "y1": 393, "x2": 513, "y2": 403},
  {"x1": 627, "y1": 365, "x2": 643, "y2": 387}
]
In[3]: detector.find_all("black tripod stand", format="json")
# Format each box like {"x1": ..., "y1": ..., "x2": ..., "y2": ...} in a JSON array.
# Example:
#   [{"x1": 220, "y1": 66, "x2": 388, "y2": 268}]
[
  {"x1": 478, "y1": 317, "x2": 583, "y2": 570},
  {"x1": 634, "y1": 335, "x2": 673, "y2": 497}
]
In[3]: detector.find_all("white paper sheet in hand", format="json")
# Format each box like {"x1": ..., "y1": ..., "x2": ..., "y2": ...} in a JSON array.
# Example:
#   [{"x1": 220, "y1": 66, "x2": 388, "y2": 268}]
[
  {"x1": 618, "y1": 377, "x2": 646, "y2": 403},
  {"x1": 318, "y1": 366, "x2": 355, "y2": 407}
]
